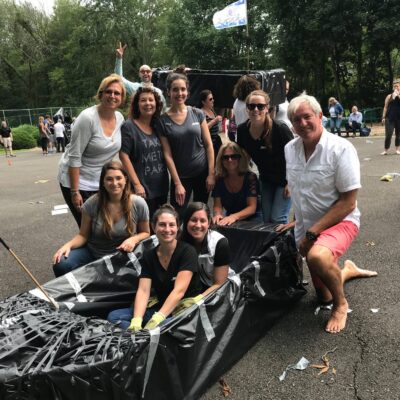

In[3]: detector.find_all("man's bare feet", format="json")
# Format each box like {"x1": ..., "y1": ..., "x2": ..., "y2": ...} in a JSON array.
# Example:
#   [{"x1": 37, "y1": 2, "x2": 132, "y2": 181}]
[
  {"x1": 325, "y1": 300, "x2": 348, "y2": 333},
  {"x1": 341, "y1": 260, "x2": 378, "y2": 284}
]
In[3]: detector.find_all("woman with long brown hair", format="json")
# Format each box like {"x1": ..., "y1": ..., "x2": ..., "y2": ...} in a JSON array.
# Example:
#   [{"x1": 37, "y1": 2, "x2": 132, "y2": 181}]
[
  {"x1": 119, "y1": 87, "x2": 168, "y2": 219},
  {"x1": 236, "y1": 89, "x2": 293, "y2": 224},
  {"x1": 52, "y1": 161, "x2": 150, "y2": 277}
]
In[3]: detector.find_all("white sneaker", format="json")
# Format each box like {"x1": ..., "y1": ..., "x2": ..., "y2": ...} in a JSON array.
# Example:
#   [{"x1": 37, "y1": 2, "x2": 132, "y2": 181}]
[
  {"x1": 381, "y1": 151, "x2": 388, "y2": 155},
  {"x1": 396, "y1": 150, "x2": 400, "y2": 155}
]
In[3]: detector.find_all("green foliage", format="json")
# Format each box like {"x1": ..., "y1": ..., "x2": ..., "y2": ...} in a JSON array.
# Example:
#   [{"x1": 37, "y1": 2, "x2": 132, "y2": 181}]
[{"x1": 11, "y1": 124, "x2": 37, "y2": 149}]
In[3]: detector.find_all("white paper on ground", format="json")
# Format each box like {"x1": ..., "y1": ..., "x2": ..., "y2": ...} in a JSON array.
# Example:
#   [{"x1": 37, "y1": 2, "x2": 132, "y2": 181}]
[{"x1": 51, "y1": 209, "x2": 68, "y2": 215}]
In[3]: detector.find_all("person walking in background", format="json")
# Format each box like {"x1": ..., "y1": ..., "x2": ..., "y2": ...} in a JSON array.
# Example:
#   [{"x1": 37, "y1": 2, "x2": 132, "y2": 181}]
[
  {"x1": 119, "y1": 87, "x2": 169, "y2": 219},
  {"x1": 54, "y1": 117, "x2": 66, "y2": 153},
  {"x1": 232, "y1": 75, "x2": 261, "y2": 126},
  {"x1": 328, "y1": 97, "x2": 344, "y2": 136},
  {"x1": 274, "y1": 79, "x2": 293, "y2": 130},
  {"x1": 53, "y1": 161, "x2": 150, "y2": 277},
  {"x1": 381, "y1": 78, "x2": 400, "y2": 155},
  {"x1": 114, "y1": 42, "x2": 166, "y2": 108},
  {"x1": 237, "y1": 90, "x2": 293, "y2": 224},
  {"x1": 199, "y1": 89, "x2": 223, "y2": 159},
  {"x1": 157, "y1": 72, "x2": 215, "y2": 219},
  {"x1": 345, "y1": 106, "x2": 363, "y2": 137},
  {"x1": 57, "y1": 74, "x2": 126, "y2": 227},
  {"x1": 0, "y1": 121, "x2": 16, "y2": 158},
  {"x1": 38, "y1": 116, "x2": 49, "y2": 155}
]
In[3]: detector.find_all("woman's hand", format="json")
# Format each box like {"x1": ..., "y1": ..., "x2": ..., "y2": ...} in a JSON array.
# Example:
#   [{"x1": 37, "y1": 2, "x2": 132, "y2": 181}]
[
  {"x1": 275, "y1": 221, "x2": 295, "y2": 233},
  {"x1": 206, "y1": 174, "x2": 215, "y2": 192},
  {"x1": 217, "y1": 215, "x2": 237, "y2": 226},
  {"x1": 71, "y1": 191, "x2": 83, "y2": 211},
  {"x1": 117, "y1": 236, "x2": 139, "y2": 253},
  {"x1": 283, "y1": 185, "x2": 291, "y2": 199},
  {"x1": 175, "y1": 183, "x2": 186, "y2": 206},
  {"x1": 134, "y1": 183, "x2": 146, "y2": 198},
  {"x1": 214, "y1": 115, "x2": 222, "y2": 125},
  {"x1": 53, "y1": 244, "x2": 71, "y2": 265}
]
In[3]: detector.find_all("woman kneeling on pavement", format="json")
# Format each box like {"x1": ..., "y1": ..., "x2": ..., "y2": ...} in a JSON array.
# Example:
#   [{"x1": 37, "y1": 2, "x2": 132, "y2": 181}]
[
  {"x1": 53, "y1": 161, "x2": 150, "y2": 277},
  {"x1": 107, "y1": 204, "x2": 202, "y2": 331},
  {"x1": 180, "y1": 202, "x2": 233, "y2": 297}
]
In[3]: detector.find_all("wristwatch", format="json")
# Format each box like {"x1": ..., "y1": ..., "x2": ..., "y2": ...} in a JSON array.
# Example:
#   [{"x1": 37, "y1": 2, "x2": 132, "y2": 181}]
[{"x1": 305, "y1": 230, "x2": 319, "y2": 241}]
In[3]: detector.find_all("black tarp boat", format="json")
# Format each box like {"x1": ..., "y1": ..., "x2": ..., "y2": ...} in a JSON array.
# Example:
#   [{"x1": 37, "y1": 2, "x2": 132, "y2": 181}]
[{"x1": 0, "y1": 222, "x2": 305, "y2": 400}]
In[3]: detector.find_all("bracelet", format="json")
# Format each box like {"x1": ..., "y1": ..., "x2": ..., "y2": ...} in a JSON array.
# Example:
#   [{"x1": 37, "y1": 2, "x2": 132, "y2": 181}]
[{"x1": 71, "y1": 191, "x2": 80, "y2": 197}]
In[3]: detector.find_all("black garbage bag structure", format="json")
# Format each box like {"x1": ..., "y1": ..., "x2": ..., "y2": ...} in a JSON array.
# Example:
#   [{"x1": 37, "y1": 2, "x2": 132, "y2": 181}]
[
  {"x1": 152, "y1": 69, "x2": 286, "y2": 109},
  {"x1": 0, "y1": 222, "x2": 306, "y2": 400}
]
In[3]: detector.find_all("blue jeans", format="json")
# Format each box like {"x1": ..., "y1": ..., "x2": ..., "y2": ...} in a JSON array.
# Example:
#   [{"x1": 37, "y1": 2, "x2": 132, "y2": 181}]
[
  {"x1": 330, "y1": 117, "x2": 342, "y2": 135},
  {"x1": 107, "y1": 307, "x2": 160, "y2": 330},
  {"x1": 53, "y1": 245, "x2": 95, "y2": 277},
  {"x1": 260, "y1": 180, "x2": 291, "y2": 224}
]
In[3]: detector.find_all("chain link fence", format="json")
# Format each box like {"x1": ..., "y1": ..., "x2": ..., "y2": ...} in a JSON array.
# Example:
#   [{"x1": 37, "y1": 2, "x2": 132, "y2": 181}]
[{"x1": 1, "y1": 107, "x2": 85, "y2": 127}]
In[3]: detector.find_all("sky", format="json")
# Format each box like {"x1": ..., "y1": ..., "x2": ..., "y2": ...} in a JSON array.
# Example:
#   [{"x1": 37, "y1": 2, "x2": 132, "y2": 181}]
[{"x1": 18, "y1": 0, "x2": 55, "y2": 15}]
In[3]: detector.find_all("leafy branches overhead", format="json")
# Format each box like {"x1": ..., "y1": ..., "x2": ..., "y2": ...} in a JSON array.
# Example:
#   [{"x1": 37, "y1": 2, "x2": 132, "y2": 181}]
[{"x1": 0, "y1": 0, "x2": 399, "y2": 110}]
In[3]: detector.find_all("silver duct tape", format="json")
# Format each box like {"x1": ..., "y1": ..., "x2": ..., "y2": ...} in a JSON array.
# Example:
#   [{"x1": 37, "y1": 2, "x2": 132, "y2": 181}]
[
  {"x1": 29, "y1": 288, "x2": 58, "y2": 304},
  {"x1": 141, "y1": 328, "x2": 161, "y2": 399},
  {"x1": 199, "y1": 302, "x2": 216, "y2": 342},
  {"x1": 270, "y1": 246, "x2": 280, "y2": 278},
  {"x1": 104, "y1": 256, "x2": 114, "y2": 273},
  {"x1": 65, "y1": 272, "x2": 87, "y2": 302},
  {"x1": 253, "y1": 261, "x2": 266, "y2": 297},
  {"x1": 127, "y1": 252, "x2": 141, "y2": 274}
]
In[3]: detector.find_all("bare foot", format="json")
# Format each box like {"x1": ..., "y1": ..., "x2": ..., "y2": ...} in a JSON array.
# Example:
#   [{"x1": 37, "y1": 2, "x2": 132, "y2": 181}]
[
  {"x1": 325, "y1": 300, "x2": 348, "y2": 333},
  {"x1": 341, "y1": 260, "x2": 378, "y2": 284}
]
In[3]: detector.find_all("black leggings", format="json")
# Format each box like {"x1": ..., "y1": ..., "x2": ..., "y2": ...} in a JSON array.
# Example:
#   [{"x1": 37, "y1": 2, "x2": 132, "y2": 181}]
[
  {"x1": 40, "y1": 137, "x2": 48, "y2": 152},
  {"x1": 60, "y1": 184, "x2": 97, "y2": 227},
  {"x1": 170, "y1": 169, "x2": 209, "y2": 220}
]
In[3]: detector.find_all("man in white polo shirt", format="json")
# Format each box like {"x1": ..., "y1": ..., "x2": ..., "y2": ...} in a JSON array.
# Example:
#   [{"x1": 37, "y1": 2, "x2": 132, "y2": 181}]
[{"x1": 283, "y1": 93, "x2": 377, "y2": 333}]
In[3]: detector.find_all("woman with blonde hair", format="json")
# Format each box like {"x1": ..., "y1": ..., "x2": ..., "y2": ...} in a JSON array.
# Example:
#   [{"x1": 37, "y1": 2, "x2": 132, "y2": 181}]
[
  {"x1": 236, "y1": 89, "x2": 293, "y2": 224},
  {"x1": 212, "y1": 142, "x2": 261, "y2": 225},
  {"x1": 53, "y1": 161, "x2": 150, "y2": 277},
  {"x1": 57, "y1": 74, "x2": 126, "y2": 226},
  {"x1": 38, "y1": 116, "x2": 49, "y2": 155}
]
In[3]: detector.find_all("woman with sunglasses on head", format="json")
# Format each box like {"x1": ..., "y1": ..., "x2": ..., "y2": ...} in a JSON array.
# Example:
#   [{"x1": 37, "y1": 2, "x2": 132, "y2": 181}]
[
  {"x1": 212, "y1": 142, "x2": 261, "y2": 226},
  {"x1": 157, "y1": 72, "x2": 215, "y2": 219},
  {"x1": 119, "y1": 87, "x2": 168, "y2": 219},
  {"x1": 236, "y1": 90, "x2": 293, "y2": 224},
  {"x1": 57, "y1": 74, "x2": 126, "y2": 227},
  {"x1": 180, "y1": 202, "x2": 233, "y2": 297},
  {"x1": 107, "y1": 204, "x2": 202, "y2": 331},
  {"x1": 53, "y1": 161, "x2": 150, "y2": 277},
  {"x1": 199, "y1": 89, "x2": 223, "y2": 159}
]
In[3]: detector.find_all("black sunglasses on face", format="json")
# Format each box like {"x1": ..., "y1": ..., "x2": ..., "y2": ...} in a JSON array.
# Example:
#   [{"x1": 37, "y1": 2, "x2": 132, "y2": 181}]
[
  {"x1": 222, "y1": 154, "x2": 241, "y2": 161},
  {"x1": 208, "y1": 97, "x2": 214, "y2": 101},
  {"x1": 247, "y1": 103, "x2": 267, "y2": 111}
]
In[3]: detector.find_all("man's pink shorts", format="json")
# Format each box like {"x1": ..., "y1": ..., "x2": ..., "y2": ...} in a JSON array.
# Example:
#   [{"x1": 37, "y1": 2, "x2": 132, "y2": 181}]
[{"x1": 314, "y1": 220, "x2": 359, "y2": 261}]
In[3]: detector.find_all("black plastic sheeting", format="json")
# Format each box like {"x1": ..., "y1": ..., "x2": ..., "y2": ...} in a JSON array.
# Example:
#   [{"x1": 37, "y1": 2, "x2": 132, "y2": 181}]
[
  {"x1": 152, "y1": 69, "x2": 286, "y2": 109},
  {"x1": 0, "y1": 222, "x2": 306, "y2": 400}
]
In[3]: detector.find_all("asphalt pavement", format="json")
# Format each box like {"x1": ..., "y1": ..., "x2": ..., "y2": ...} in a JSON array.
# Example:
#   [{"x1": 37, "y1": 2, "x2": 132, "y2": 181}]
[{"x1": 0, "y1": 137, "x2": 399, "y2": 399}]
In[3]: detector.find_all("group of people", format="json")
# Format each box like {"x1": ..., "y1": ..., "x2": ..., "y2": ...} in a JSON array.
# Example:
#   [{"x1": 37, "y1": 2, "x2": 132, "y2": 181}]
[
  {"x1": 51, "y1": 45, "x2": 379, "y2": 334},
  {"x1": 38, "y1": 115, "x2": 67, "y2": 155}
]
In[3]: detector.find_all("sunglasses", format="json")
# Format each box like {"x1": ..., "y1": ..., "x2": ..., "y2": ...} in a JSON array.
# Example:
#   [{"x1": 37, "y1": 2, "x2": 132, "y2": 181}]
[
  {"x1": 208, "y1": 97, "x2": 214, "y2": 101},
  {"x1": 222, "y1": 154, "x2": 241, "y2": 161},
  {"x1": 247, "y1": 103, "x2": 268, "y2": 111},
  {"x1": 104, "y1": 89, "x2": 122, "y2": 96},
  {"x1": 140, "y1": 69, "x2": 152, "y2": 74}
]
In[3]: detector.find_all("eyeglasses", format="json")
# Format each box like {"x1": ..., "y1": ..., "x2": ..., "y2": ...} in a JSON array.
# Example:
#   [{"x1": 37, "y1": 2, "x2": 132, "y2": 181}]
[
  {"x1": 140, "y1": 69, "x2": 152, "y2": 74},
  {"x1": 104, "y1": 89, "x2": 122, "y2": 96},
  {"x1": 246, "y1": 103, "x2": 267, "y2": 111},
  {"x1": 222, "y1": 154, "x2": 241, "y2": 161}
]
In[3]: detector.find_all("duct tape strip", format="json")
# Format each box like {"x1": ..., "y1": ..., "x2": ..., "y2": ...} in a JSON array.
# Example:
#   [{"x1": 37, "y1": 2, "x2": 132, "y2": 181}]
[
  {"x1": 104, "y1": 256, "x2": 114, "y2": 273},
  {"x1": 127, "y1": 252, "x2": 142, "y2": 274},
  {"x1": 271, "y1": 246, "x2": 280, "y2": 278},
  {"x1": 228, "y1": 274, "x2": 241, "y2": 306},
  {"x1": 141, "y1": 328, "x2": 160, "y2": 399},
  {"x1": 65, "y1": 272, "x2": 87, "y2": 302},
  {"x1": 199, "y1": 301, "x2": 216, "y2": 342},
  {"x1": 252, "y1": 261, "x2": 266, "y2": 297},
  {"x1": 29, "y1": 288, "x2": 57, "y2": 305}
]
